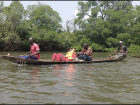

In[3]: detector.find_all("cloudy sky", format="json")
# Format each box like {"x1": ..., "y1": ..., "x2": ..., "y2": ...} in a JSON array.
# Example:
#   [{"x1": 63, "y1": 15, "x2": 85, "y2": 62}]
[{"x1": 3, "y1": 1, "x2": 140, "y2": 27}]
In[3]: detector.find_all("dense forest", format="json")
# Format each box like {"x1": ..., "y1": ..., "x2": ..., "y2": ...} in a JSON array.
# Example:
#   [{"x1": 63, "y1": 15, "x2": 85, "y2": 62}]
[{"x1": 0, "y1": 1, "x2": 140, "y2": 53}]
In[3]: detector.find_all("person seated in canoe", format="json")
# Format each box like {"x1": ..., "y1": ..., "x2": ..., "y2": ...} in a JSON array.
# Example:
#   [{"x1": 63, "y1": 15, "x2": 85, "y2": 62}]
[
  {"x1": 52, "y1": 49, "x2": 76, "y2": 62},
  {"x1": 20, "y1": 38, "x2": 40, "y2": 60},
  {"x1": 110, "y1": 41, "x2": 129, "y2": 60},
  {"x1": 77, "y1": 43, "x2": 93, "y2": 61}
]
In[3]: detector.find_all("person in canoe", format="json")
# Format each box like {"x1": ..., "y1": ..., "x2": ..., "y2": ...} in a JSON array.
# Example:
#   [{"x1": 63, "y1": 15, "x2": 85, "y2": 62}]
[
  {"x1": 77, "y1": 43, "x2": 93, "y2": 61},
  {"x1": 20, "y1": 38, "x2": 40, "y2": 60},
  {"x1": 111, "y1": 41, "x2": 129, "y2": 60},
  {"x1": 52, "y1": 49, "x2": 76, "y2": 62}
]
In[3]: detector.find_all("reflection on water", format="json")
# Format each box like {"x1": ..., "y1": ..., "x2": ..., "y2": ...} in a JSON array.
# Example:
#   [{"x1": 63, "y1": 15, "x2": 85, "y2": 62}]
[
  {"x1": 30, "y1": 66, "x2": 41, "y2": 84},
  {"x1": 52, "y1": 64, "x2": 76, "y2": 97},
  {"x1": 29, "y1": 66, "x2": 41, "y2": 103},
  {"x1": 64, "y1": 64, "x2": 75, "y2": 80},
  {"x1": 52, "y1": 64, "x2": 76, "y2": 80},
  {"x1": 0, "y1": 52, "x2": 140, "y2": 104}
]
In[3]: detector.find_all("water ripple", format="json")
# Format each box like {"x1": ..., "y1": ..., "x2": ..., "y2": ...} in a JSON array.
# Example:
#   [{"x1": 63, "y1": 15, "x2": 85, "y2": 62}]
[{"x1": 0, "y1": 52, "x2": 140, "y2": 104}]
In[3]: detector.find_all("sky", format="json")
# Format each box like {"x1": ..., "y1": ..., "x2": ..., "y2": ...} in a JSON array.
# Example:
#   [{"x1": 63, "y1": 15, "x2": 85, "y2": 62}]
[{"x1": 3, "y1": 1, "x2": 140, "y2": 28}]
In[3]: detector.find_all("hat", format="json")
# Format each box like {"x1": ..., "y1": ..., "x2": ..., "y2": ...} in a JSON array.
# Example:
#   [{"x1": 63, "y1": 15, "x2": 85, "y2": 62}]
[{"x1": 119, "y1": 41, "x2": 123, "y2": 44}]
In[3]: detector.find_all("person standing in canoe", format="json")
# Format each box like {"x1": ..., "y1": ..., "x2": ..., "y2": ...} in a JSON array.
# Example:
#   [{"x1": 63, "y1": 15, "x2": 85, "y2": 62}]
[
  {"x1": 111, "y1": 41, "x2": 129, "y2": 60},
  {"x1": 20, "y1": 38, "x2": 40, "y2": 60},
  {"x1": 77, "y1": 43, "x2": 93, "y2": 61}
]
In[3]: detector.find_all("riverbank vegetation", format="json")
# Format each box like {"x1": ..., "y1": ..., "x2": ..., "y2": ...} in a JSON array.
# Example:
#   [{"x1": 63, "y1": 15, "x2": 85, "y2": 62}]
[{"x1": 0, "y1": 1, "x2": 140, "y2": 53}]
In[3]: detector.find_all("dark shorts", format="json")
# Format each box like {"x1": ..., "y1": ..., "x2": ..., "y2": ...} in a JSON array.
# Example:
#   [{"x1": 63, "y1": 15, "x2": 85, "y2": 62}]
[{"x1": 19, "y1": 55, "x2": 38, "y2": 60}]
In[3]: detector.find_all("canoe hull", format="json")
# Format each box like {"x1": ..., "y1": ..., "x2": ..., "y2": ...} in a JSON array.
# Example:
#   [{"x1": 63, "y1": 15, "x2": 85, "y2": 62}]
[{"x1": 1, "y1": 55, "x2": 126, "y2": 65}]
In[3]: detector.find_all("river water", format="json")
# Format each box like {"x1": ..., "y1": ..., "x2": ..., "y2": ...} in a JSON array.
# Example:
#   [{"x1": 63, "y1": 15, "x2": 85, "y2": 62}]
[{"x1": 0, "y1": 51, "x2": 140, "y2": 104}]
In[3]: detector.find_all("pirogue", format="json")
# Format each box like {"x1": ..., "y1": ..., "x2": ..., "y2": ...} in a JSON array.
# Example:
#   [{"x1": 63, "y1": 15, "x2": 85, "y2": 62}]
[{"x1": 0, "y1": 55, "x2": 126, "y2": 65}]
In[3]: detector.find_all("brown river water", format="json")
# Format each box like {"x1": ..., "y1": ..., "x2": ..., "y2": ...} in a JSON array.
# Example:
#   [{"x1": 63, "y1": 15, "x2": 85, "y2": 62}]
[{"x1": 0, "y1": 51, "x2": 140, "y2": 104}]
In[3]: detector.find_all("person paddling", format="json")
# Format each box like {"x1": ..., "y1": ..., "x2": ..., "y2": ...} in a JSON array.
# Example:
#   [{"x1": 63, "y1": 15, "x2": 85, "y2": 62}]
[
  {"x1": 111, "y1": 41, "x2": 129, "y2": 60},
  {"x1": 20, "y1": 38, "x2": 40, "y2": 60},
  {"x1": 114, "y1": 41, "x2": 129, "y2": 55}
]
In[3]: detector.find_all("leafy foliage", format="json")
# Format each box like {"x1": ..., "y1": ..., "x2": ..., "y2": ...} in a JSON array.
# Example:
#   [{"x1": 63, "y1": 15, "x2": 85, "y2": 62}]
[
  {"x1": 128, "y1": 44, "x2": 140, "y2": 53},
  {"x1": 0, "y1": 1, "x2": 140, "y2": 53}
]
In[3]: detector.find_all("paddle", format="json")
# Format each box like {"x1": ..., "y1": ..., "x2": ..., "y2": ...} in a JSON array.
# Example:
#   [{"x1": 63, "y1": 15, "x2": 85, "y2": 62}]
[
  {"x1": 111, "y1": 52, "x2": 140, "y2": 58},
  {"x1": 17, "y1": 55, "x2": 23, "y2": 57},
  {"x1": 17, "y1": 54, "x2": 30, "y2": 57},
  {"x1": 127, "y1": 55, "x2": 140, "y2": 58}
]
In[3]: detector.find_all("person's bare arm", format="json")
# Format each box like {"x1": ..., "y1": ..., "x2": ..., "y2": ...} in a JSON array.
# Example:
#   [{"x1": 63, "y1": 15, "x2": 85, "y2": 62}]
[
  {"x1": 123, "y1": 47, "x2": 129, "y2": 55},
  {"x1": 77, "y1": 49, "x2": 84, "y2": 56},
  {"x1": 24, "y1": 50, "x2": 31, "y2": 55},
  {"x1": 29, "y1": 50, "x2": 40, "y2": 56},
  {"x1": 126, "y1": 47, "x2": 129, "y2": 54}
]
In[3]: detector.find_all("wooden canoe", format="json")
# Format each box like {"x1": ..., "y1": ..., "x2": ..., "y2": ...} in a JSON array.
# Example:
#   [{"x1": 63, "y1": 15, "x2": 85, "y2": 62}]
[{"x1": 0, "y1": 55, "x2": 126, "y2": 65}]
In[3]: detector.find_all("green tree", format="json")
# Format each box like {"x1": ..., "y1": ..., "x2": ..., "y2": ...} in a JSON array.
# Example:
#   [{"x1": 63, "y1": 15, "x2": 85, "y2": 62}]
[
  {"x1": 27, "y1": 2, "x2": 62, "y2": 32},
  {"x1": 0, "y1": 1, "x2": 4, "y2": 13},
  {"x1": 2, "y1": 1, "x2": 24, "y2": 32},
  {"x1": 73, "y1": 1, "x2": 134, "y2": 51},
  {"x1": 25, "y1": 2, "x2": 64, "y2": 51},
  {"x1": 0, "y1": 1, "x2": 24, "y2": 51}
]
